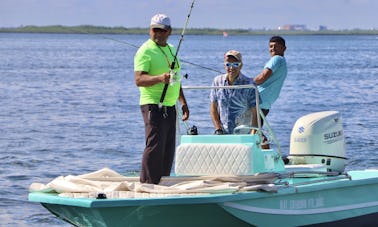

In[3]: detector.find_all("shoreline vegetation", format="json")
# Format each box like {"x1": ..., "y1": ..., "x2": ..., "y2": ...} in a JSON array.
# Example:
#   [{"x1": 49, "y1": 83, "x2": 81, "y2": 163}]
[{"x1": 1, "y1": 25, "x2": 378, "y2": 35}]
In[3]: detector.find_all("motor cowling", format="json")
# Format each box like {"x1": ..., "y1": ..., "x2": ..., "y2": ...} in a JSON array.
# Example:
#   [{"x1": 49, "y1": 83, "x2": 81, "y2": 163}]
[{"x1": 288, "y1": 111, "x2": 346, "y2": 172}]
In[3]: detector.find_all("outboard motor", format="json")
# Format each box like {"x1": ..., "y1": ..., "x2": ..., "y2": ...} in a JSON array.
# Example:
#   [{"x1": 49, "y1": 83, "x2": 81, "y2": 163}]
[{"x1": 288, "y1": 111, "x2": 346, "y2": 172}]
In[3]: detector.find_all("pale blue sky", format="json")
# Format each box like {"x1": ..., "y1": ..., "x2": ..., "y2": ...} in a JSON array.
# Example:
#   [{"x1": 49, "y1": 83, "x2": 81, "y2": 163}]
[{"x1": 1, "y1": 0, "x2": 377, "y2": 30}]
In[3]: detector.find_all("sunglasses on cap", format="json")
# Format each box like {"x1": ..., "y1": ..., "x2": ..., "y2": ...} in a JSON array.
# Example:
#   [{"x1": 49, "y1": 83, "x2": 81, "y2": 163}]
[{"x1": 224, "y1": 62, "x2": 241, "y2": 68}]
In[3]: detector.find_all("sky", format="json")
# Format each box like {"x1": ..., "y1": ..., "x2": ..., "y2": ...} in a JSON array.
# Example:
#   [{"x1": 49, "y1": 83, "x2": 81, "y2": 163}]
[{"x1": 0, "y1": 0, "x2": 377, "y2": 30}]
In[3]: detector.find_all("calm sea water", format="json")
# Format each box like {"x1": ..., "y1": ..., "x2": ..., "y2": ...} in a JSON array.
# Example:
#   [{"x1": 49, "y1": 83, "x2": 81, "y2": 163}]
[{"x1": 0, "y1": 33, "x2": 377, "y2": 226}]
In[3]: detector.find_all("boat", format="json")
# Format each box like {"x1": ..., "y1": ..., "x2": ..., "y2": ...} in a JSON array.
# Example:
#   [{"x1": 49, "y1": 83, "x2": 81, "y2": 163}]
[{"x1": 28, "y1": 85, "x2": 378, "y2": 226}]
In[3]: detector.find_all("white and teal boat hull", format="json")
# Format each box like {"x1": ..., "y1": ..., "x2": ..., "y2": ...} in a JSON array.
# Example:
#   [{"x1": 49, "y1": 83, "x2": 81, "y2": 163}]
[
  {"x1": 30, "y1": 193, "x2": 251, "y2": 227},
  {"x1": 28, "y1": 110, "x2": 378, "y2": 226},
  {"x1": 29, "y1": 170, "x2": 378, "y2": 227}
]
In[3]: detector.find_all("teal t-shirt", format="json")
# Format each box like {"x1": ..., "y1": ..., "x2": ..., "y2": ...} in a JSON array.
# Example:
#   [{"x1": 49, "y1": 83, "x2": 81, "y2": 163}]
[
  {"x1": 134, "y1": 39, "x2": 181, "y2": 106},
  {"x1": 258, "y1": 55, "x2": 287, "y2": 109}
]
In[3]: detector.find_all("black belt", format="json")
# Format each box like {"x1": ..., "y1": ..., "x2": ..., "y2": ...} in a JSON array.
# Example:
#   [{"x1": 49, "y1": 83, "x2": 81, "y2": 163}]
[
  {"x1": 142, "y1": 104, "x2": 175, "y2": 119},
  {"x1": 143, "y1": 104, "x2": 175, "y2": 111}
]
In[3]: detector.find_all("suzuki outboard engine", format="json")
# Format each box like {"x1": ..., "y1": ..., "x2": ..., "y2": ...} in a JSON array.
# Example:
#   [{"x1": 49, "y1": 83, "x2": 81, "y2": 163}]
[{"x1": 288, "y1": 111, "x2": 346, "y2": 172}]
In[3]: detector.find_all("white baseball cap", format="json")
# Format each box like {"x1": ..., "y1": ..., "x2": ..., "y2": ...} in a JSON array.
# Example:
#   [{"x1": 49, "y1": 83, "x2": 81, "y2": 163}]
[{"x1": 150, "y1": 14, "x2": 171, "y2": 30}]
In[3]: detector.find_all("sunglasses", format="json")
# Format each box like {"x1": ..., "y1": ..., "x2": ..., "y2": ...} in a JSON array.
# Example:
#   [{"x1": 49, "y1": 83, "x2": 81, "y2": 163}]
[
  {"x1": 152, "y1": 28, "x2": 168, "y2": 33},
  {"x1": 224, "y1": 62, "x2": 241, "y2": 68}
]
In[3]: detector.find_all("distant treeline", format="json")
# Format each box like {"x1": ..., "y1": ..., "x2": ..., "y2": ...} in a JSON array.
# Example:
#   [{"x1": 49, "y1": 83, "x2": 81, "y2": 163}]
[{"x1": 1, "y1": 25, "x2": 378, "y2": 35}]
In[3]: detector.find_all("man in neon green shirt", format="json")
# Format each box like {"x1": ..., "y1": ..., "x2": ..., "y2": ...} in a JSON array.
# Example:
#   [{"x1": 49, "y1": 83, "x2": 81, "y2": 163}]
[{"x1": 134, "y1": 14, "x2": 190, "y2": 184}]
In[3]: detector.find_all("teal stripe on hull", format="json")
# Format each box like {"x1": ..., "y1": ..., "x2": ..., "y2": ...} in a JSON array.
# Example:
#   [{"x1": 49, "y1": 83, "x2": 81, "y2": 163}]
[{"x1": 221, "y1": 174, "x2": 378, "y2": 226}]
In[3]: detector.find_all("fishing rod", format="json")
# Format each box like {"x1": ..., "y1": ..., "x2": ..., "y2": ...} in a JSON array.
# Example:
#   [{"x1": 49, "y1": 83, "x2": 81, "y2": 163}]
[{"x1": 159, "y1": 0, "x2": 196, "y2": 110}]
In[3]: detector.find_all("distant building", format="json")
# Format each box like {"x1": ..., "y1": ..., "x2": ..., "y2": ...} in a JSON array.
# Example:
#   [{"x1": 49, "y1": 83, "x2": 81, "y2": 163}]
[
  {"x1": 278, "y1": 24, "x2": 307, "y2": 31},
  {"x1": 318, "y1": 25, "x2": 328, "y2": 31}
]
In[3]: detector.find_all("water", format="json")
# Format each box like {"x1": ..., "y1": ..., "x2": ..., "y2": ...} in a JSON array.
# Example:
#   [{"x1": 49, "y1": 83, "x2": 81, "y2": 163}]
[{"x1": 0, "y1": 33, "x2": 377, "y2": 226}]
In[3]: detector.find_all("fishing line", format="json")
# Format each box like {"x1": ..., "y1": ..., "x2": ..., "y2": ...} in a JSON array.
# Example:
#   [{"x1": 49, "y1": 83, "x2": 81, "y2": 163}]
[
  {"x1": 181, "y1": 60, "x2": 222, "y2": 74},
  {"x1": 68, "y1": 25, "x2": 223, "y2": 74},
  {"x1": 159, "y1": 0, "x2": 196, "y2": 109},
  {"x1": 66, "y1": 27, "x2": 140, "y2": 48}
]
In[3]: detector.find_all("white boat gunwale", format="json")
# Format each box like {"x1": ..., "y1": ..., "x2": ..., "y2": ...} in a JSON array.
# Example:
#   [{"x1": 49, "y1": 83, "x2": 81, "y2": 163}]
[{"x1": 29, "y1": 170, "x2": 378, "y2": 209}]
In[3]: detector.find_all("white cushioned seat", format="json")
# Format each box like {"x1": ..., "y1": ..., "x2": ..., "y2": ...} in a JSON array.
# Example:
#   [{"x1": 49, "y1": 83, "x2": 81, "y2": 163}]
[{"x1": 175, "y1": 143, "x2": 253, "y2": 176}]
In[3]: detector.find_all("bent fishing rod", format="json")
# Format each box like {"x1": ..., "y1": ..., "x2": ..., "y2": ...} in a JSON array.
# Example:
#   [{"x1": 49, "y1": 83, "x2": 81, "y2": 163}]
[{"x1": 159, "y1": 0, "x2": 196, "y2": 109}]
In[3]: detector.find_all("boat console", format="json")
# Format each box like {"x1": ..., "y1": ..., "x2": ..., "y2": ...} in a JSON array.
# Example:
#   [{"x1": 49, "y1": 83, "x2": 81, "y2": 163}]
[{"x1": 175, "y1": 134, "x2": 285, "y2": 176}]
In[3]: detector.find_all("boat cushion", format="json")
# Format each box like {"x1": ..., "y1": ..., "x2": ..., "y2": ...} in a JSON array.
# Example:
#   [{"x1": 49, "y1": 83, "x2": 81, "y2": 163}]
[{"x1": 175, "y1": 143, "x2": 253, "y2": 176}]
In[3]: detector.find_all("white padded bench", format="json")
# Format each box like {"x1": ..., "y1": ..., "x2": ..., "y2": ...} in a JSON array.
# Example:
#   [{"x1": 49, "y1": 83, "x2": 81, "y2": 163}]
[{"x1": 175, "y1": 142, "x2": 255, "y2": 176}]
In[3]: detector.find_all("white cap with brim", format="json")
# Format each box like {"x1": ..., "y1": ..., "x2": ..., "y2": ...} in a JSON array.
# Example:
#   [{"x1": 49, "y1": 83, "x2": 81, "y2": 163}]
[{"x1": 150, "y1": 14, "x2": 171, "y2": 30}]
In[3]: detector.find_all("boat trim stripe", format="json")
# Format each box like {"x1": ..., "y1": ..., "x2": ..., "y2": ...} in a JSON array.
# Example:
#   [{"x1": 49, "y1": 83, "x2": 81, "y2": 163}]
[
  {"x1": 289, "y1": 154, "x2": 347, "y2": 160},
  {"x1": 223, "y1": 201, "x2": 378, "y2": 215}
]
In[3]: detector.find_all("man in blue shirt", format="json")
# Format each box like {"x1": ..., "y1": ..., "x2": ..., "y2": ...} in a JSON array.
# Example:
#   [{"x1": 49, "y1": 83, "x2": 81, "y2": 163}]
[
  {"x1": 252, "y1": 36, "x2": 287, "y2": 128},
  {"x1": 210, "y1": 50, "x2": 258, "y2": 134}
]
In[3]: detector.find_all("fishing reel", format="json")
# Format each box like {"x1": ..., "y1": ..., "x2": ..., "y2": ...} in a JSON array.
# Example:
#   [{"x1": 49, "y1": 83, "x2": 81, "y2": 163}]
[
  {"x1": 169, "y1": 71, "x2": 189, "y2": 86},
  {"x1": 169, "y1": 70, "x2": 178, "y2": 85},
  {"x1": 187, "y1": 125, "x2": 198, "y2": 135}
]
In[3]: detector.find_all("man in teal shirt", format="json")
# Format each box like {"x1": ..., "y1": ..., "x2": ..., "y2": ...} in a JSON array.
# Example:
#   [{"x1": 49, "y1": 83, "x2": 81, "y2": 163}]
[
  {"x1": 253, "y1": 36, "x2": 287, "y2": 127},
  {"x1": 134, "y1": 14, "x2": 189, "y2": 184}
]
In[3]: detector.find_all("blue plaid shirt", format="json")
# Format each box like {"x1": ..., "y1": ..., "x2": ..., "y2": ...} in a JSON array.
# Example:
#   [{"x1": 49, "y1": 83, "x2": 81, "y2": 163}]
[{"x1": 210, "y1": 72, "x2": 258, "y2": 134}]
